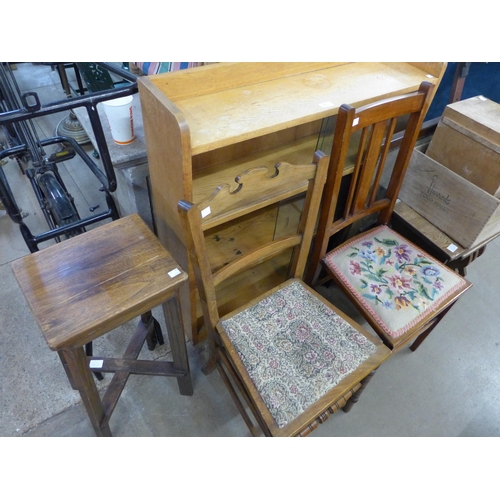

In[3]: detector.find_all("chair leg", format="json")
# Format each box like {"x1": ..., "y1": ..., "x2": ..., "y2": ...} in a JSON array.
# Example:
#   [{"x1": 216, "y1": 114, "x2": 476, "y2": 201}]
[
  {"x1": 343, "y1": 370, "x2": 377, "y2": 413},
  {"x1": 410, "y1": 329, "x2": 433, "y2": 352},
  {"x1": 449, "y1": 245, "x2": 487, "y2": 277},
  {"x1": 201, "y1": 324, "x2": 220, "y2": 375},
  {"x1": 216, "y1": 350, "x2": 266, "y2": 436},
  {"x1": 152, "y1": 317, "x2": 165, "y2": 346},
  {"x1": 161, "y1": 292, "x2": 193, "y2": 396},
  {"x1": 410, "y1": 304, "x2": 453, "y2": 352},
  {"x1": 62, "y1": 346, "x2": 112, "y2": 437},
  {"x1": 142, "y1": 310, "x2": 165, "y2": 351},
  {"x1": 201, "y1": 355, "x2": 218, "y2": 375}
]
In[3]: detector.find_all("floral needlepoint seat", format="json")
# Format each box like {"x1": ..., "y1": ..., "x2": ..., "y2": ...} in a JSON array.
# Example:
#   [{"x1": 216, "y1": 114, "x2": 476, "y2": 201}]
[
  {"x1": 323, "y1": 225, "x2": 468, "y2": 341},
  {"x1": 220, "y1": 280, "x2": 378, "y2": 430}
]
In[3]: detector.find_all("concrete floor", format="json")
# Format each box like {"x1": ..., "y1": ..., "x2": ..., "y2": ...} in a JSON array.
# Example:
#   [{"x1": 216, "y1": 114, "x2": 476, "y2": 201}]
[{"x1": 2, "y1": 63, "x2": 500, "y2": 439}]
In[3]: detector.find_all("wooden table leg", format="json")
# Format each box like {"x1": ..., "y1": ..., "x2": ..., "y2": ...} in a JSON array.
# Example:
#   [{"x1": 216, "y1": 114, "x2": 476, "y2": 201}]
[
  {"x1": 162, "y1": 290, "x2": 193, "y2": 396},
  {"x1": 57, "y1": 351, "x2": 78, "y2": 390},
  {"x1": 62, "y1": 347, "x2": 112, "y2": 437}
]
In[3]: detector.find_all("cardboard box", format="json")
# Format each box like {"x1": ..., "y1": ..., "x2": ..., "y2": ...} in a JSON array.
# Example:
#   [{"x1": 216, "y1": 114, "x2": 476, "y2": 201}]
[
  {"x1": 426, "y1": 96, "x2": 500, "y2": 198},
  {"x1": 398, "y1": 149, "x2": 500, "y2": 249}
]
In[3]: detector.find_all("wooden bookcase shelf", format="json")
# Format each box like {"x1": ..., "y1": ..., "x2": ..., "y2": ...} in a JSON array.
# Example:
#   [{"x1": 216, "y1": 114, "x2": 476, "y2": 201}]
[{"x1": 138, "y1": 62, "x2": 446, "y2": 343}]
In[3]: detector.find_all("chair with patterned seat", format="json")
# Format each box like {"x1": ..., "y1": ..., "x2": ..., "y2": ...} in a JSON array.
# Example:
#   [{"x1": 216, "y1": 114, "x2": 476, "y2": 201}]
[
  {"x1": 178, "y1": 151, "x2": 391, "y2": 437},
  {"x1": 305, "y1": 81, "x2": 472, "y2": 352}
]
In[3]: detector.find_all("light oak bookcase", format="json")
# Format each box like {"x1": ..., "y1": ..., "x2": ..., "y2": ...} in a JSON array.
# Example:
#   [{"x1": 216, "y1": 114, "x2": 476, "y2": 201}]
[{"x1": 138, "y1": 62, "x2": 446, "y2": 343}]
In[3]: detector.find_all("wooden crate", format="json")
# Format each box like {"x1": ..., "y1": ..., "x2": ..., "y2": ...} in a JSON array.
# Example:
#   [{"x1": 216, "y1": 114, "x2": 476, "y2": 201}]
[
  {"x1": 426, "y1": 96, "x2": 500, "y2": 198},
  {"x1": 398, "y1": 149, "x2": 500, "y2": 249}
]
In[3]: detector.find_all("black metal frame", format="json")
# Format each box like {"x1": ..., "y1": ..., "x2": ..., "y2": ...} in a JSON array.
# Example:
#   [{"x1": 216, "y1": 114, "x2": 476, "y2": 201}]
[{"x1": 0, "y1": 62, "x2": 138, "y2": 252}]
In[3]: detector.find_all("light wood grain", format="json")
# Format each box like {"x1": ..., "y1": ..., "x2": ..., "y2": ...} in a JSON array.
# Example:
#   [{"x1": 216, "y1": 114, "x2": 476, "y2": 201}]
[
  {"x1": 426, "y1": 96, "x2": 500, "y2": 198},
  {"x1": 399, "y1": 149, "x2": 500, "y2": 248},
  {"x1": 173, "y1": 62, "x2": 443, "y2": 155},
  {"x1": 148, "y1": 62, "x2": 349, "y2": 101},
  {"x1": 138, "y1": 62, "x2": 446, "y2": 344},
  {"x1": 193, "y1": 134, "x2": 319, "y2": 205},
  {"x1": 394, "y1": 200, "x2": 465, "y2": 258}
]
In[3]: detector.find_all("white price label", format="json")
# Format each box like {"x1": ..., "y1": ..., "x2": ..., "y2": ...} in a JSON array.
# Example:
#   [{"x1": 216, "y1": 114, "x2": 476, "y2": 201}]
[{"x1": 168, "y1": 268, "x2": 182, "y2": 278}]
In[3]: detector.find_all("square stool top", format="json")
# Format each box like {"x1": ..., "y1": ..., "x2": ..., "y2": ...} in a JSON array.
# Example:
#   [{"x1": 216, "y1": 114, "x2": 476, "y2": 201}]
[{"x1": 11, "y1": 214, "x2": 187, "y2": 351}]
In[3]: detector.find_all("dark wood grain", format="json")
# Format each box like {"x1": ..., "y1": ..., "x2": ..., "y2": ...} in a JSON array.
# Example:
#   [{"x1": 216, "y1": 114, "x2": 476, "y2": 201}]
[
  {"x1": 12, "y1": 214, "x2": 187, "y2": 350},
  {"x1": 11, "y1": 214, "x2": 193, "y2": 436}
]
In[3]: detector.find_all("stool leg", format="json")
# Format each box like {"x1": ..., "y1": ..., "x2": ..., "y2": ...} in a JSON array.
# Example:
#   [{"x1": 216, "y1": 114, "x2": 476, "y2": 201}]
[
  {"x1": 162, "y1": 291, "x2": 193, "y2": 396},
  {"x1": 63, "y1": 347, "x2": 112, "y2": 437},
  {"x1": 57, "y1": 351, "x2": 78, "y2": 390}
]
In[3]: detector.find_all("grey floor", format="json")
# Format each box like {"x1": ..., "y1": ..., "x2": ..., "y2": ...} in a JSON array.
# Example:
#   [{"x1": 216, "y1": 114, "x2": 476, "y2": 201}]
[{"x1": 2, "y1": 63, "x2": 500, "y2": 438}]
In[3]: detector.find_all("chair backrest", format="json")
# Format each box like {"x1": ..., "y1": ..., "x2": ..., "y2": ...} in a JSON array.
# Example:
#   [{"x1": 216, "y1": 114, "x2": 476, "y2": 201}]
[
  {"x1": 306, "y1": 81, "x2": 435, "y2": 284},
  {"x1": 178, "y1": 151, "x2": 329, "y2": 341}
]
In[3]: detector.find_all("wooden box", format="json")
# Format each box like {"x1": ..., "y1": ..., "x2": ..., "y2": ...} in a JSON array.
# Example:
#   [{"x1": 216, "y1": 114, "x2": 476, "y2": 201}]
[
  {"x1": 398, "y1": 148, "x2": 500, "y2": 249},
  {"x1": 426, "y1": 96, "x2": 500, "y2": 198}
]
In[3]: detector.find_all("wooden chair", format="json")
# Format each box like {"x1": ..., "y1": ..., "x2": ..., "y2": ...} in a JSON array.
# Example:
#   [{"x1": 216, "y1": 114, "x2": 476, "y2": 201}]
[
  {"x1": 178, "y1": 152, "x2": 391, "y2": 437},
  {"x1": 11, "y1": 214, "x2": 193, "y2": 436},
  {"x1": 305, "y1": 82, "x2": 472, "y2": 352}
]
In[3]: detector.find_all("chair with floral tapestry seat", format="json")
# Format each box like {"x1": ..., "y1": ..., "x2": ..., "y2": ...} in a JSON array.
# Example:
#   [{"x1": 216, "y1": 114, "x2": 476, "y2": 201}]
[
  {"x1": 305, "y1": 81, "x2": 472, "y2": 352},
  {"x1": 178, "y1": 151, "x2": 391, "y2": 437}
]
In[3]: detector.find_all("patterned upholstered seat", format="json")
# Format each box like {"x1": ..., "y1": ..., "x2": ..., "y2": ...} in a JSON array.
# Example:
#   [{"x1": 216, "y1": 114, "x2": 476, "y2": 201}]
[{"x1": 219, "y1": 280, "x2": 378, "y2": 429}]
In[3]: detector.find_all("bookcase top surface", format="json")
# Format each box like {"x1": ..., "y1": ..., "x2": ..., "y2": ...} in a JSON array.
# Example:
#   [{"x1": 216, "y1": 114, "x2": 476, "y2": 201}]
[{"x1": 146, "y1": 62, "x2": 445, "y2": 155}]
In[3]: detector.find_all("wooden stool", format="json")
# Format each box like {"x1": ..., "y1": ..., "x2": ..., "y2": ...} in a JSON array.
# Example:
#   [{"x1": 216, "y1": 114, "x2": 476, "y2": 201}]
[{"x1": 11, "y1": 214, "x2": 193, "y2": 436}]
